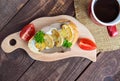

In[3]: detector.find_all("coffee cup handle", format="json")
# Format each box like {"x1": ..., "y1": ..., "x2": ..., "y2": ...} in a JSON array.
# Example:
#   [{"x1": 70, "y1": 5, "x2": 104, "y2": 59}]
[{"x1": 107, "y1": 25, "x2": 118, "y2": 37}]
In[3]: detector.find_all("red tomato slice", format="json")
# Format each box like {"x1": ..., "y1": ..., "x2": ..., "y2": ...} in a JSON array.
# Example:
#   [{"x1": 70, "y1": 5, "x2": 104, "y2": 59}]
[
  {"x1": 78, "y1": 38, "x2": 97, "y2": 50},
  {"x1": 20, "y1": 24, "x2": 35, "y2": 41}
]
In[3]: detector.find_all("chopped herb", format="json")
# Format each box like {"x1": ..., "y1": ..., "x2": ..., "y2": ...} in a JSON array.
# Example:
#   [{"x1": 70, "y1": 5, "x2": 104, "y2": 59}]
[
  {"x1": 34, "y1": 30, "x2": 45, "y2": 43},
  {"x1": 62, "y1": 39, "x2": 72, "y2": 48}
]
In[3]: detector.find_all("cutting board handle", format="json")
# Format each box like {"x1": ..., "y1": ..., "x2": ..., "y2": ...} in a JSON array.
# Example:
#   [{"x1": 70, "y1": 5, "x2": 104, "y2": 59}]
[{"x1": 1, "y1": 32, "x2": 23, "y2": 53}]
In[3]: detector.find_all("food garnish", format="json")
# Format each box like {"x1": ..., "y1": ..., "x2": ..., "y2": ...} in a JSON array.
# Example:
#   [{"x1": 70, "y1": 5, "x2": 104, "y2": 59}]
[
  {"x1": 62, "y1": 39, "x2": 72, "y2": 48},
  {"x1": 34, "y1": 30, "x2": 45, "y2": 43},
  {"x1": 20, "y1": 24, "x2": 35, "y2": 41},
  {"x1": 78, "y1": 38, "x2": 96, "y2": 50}
]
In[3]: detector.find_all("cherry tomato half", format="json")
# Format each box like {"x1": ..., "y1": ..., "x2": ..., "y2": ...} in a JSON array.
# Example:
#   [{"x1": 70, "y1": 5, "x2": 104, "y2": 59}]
[
  {"x1": 78, "y1": 38, "x2": 97, "y2": 50},
  {"x1": 20, "y1": 24, "x2": 35, "y2": 41}
]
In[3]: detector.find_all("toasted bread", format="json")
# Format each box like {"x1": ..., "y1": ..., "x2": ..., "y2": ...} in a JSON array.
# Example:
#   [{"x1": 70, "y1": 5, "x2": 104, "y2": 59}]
[
  {"x1": 28, "y1": 20, "x2": 79, "y2": 54},
  {"x1": 58, "y1": 20, "x2": 79, "y2": 46}
]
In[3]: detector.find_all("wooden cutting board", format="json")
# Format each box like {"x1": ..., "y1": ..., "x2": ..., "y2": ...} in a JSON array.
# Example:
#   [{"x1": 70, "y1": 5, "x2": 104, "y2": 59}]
[{"x1": 1, "y1": 15, "x2": 97, "y2": 62}]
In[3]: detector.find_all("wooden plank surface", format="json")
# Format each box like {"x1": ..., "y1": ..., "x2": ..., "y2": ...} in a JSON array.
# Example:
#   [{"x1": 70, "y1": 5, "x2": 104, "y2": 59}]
[
  {"x1": 0, "y1": 0, "x2": 33, "y2": 81},
  {"x1": 0, "y1": 0, "x2": 92, "y2": 81},
  {"x1": 1, "y1": 0, "x2": 120, "y2": 81},
  {"x1": 77, "y1": 49, "x2": 120, "y2": 81},
  {"x1": 18, "y1": 58, "x2": 91, "y2": 81},
  {"x1": 0, "y1": 0, "x2": 29, "y2": 30},
  {"x1": 0, "y1": 49, "x2": 34, "y2": 81}
]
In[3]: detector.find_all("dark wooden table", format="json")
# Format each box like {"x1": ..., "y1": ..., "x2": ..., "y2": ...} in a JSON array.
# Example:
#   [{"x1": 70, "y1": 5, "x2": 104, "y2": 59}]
[{"x1": 0, "y1": 0, "x2": 120, "y2": 81}]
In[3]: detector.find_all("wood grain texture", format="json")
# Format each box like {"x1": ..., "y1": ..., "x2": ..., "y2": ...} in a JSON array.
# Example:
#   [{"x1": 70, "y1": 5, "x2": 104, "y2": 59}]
[
  {"x1": 0, "y1": 0, "x2": 29, "y2": 30},
  {"x1": 0, "y1": 0, "x2": 84, "y2": 81},
  {"x1": 0, "y1": 48, "x2": 34, "y2": 81},
  {"x1": 18, "y1": 58, "x2": 91, "y2": 81},
  {"x1": 1, "y1": 0, "x2": 120, "y2": 81},
  {"x1": 77, "y1": 49, "x2": 120, "y2": 81},
  {"x1": 0, "y1": 0, "x2": 34, "y2": 81},
  {"x1": 74, "y1": 0, "x2": 120, "y2": 52}
]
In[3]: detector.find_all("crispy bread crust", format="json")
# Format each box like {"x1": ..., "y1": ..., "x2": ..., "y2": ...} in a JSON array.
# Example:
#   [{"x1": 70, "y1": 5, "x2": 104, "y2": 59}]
[
  {"x1": 28, "y1": 19, "x2": 79, "y2": 53},
  {"x1": 58, "y1": 19, "x2": 79, "y2": 46}
]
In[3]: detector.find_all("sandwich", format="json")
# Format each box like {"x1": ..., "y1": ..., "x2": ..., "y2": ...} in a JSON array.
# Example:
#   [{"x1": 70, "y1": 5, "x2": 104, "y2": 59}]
[{"x1": 28, "y1": 20, "x2": 79, "y2": 54}]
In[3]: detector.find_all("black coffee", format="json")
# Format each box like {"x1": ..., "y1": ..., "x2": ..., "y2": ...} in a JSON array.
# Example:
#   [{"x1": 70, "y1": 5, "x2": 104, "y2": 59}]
[{"x1": 94, "y1": 0, "x2": 119, "y2": 22}]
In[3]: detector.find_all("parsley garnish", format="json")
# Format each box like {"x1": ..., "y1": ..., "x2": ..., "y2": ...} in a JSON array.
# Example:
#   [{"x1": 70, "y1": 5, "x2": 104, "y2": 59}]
[
  {"x1": 34, "y1": 30, "x2": 45, "y2": 43},
  {"x1": 62, "y1": 39, "x2": 72, "y2": 48}
]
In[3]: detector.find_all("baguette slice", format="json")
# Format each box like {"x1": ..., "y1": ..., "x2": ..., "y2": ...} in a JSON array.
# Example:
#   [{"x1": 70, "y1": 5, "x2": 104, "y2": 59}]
[{"x1": 28, "y1": 20, "x2": 79, "y2": 54}]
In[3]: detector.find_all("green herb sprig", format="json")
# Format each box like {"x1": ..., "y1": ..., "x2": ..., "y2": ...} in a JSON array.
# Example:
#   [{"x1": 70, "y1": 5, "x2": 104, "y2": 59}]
[
  {"x1": 34, "y1": 30, "x2": 45, "y2": 43},
  {"x1": 62, "y1": 39, "x2": 72, "y2": 48}
]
